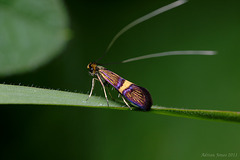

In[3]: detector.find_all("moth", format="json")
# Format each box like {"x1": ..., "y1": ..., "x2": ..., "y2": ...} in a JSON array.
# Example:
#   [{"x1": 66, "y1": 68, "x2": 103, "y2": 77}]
[{"x1": 86, "y1": 0, "x2": 216, "y2": 111}]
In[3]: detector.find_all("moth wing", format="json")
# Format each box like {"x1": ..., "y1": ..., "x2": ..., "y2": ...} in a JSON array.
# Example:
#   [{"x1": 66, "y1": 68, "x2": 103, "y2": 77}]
[
  {"x1": 99, "y1": 69, "x2": 120, "y2": 88},
  {"x1": 123, "y1": 84, "x2": 152, "y2": 111}
]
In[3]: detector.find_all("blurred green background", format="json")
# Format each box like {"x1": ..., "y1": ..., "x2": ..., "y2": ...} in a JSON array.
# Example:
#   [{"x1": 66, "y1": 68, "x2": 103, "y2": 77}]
[{"x1": 1, "y1": 0, "x2": 240, "y2": 159}]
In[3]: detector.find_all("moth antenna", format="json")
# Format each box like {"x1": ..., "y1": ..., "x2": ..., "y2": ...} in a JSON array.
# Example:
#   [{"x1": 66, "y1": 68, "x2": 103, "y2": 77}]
[
  {"x1": 121, "y1": 51, "x2": 217, "y2": 63},
  {"x1": 96, "y1": 0, "x2": 188, "y2": 62}
]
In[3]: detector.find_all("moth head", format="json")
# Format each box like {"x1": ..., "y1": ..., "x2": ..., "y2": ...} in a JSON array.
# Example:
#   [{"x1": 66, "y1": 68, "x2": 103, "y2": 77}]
[{"x1": 87, "y1": 62, "x2": 97, "y2": 76}]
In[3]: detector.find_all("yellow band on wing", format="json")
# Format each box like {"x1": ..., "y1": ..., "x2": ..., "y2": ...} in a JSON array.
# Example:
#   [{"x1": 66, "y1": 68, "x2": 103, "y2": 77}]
[{"x1": 119, "y1": 80, "x2": 133, "y2": 94}]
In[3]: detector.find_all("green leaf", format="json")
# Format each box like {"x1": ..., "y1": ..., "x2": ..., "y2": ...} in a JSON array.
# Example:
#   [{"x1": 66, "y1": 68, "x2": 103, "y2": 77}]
[
  {"x1": 0, "y1": 84, "x2": 239, "y2": 123},
  {"x1": 0, "y1": 0, "x2": 69, "y2": 76}
]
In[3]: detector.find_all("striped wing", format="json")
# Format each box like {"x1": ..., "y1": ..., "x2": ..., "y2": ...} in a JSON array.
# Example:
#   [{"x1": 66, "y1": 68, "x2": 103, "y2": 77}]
[
  {"x1": 123, "y1": 84, "x2": 152, "y2": 111},
  {"x1": 99, "y1": 69, "x2": 122, "y2": 89},
  {"x1": 99, "y1": 69, "x2": 152, "y2": 111}
]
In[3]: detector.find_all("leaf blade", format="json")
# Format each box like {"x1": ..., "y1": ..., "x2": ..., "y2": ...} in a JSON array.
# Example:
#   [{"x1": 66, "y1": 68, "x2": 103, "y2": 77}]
[
  {"x1": 0, "y1": 84, "x2": 239, "y2": 123},
  {"x1": 0, "y1": 0, "x2": 69, "y2": 76}
]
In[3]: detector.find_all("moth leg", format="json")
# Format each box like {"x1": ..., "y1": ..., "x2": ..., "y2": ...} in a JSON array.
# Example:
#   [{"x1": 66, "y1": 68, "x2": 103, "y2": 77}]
[
  {"x1": 106, "y1": 86, "x2": 116, "y2": 101},
  {"x1": 97, "y1": 74, "x2": 109, "y2": 107},
  {"x1": 86, "y1": 78, "x2": 95, "y2": 101},
  {"x1": 121, "y1": 96, "x2": 132, "y2": 110}
]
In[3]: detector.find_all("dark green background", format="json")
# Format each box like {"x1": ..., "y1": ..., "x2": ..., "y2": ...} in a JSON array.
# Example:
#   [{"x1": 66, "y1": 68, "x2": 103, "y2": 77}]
[{"x1": 1, "y1": 0, "x2": 240, "y2": 159}]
